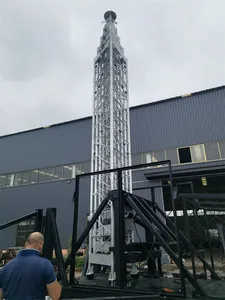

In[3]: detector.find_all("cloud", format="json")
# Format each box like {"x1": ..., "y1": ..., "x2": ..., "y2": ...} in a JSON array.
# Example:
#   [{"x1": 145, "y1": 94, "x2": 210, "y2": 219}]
[{"x1": 0, "y1": 0, "x2": 224, "y2": 135}]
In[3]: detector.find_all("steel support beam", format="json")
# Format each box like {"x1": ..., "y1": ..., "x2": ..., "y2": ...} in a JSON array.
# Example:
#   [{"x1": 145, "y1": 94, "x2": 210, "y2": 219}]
[
  {"x1": 70, "y1": 177, "x2": 80, "y2": 285},
  {"x1": 65, "y1": 196, "x2": 110, "y2": 270},
  {"x1": 114, "y1": 171, "x2": 126, "y2": 288},
  {"x1": 0, "y1": 212, "x2": 37, "y2": 231},
  {"x1": 42, "y1": 208, "x2": 56, "y2": 260},
  {"x1": 126, "y1": 194, "x2": 208, "y2": 297},
  {"x1": 35, "y1": 209, "x2": 43, "y2": 232}
]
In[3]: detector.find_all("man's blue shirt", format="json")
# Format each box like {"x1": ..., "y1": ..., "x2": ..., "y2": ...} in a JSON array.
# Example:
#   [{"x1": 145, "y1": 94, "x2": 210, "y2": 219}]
[{"x1": 0, "y1": 249, "x2": 56, "y2": 300}]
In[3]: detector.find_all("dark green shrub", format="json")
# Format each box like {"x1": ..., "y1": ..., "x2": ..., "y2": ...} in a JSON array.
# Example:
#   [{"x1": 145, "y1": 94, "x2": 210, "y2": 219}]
[{"x1": 76, "y1": 256, "x2": 84, "y2": 269}]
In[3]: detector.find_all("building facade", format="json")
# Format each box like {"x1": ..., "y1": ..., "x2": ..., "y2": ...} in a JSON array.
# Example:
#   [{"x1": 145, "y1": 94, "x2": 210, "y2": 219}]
[{"x1": 0, "y1": 85, "x2": 225, "y2": 249}]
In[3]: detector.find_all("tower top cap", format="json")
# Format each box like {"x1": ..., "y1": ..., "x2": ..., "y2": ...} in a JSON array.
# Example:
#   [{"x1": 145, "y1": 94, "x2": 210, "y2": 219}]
[{"x1": 104, "y1": 11, "x2": 117, "y2": 22}]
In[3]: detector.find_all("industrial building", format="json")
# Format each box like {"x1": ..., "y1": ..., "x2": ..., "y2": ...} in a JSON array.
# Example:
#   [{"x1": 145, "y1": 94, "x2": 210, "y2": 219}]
[{"x1": 0, "y1": 85, "x2": 225, "y2": 249}]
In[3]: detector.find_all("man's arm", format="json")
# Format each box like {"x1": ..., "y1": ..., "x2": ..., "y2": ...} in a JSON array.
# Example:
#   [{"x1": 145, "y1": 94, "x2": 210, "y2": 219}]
[
  {"x1": 0, "y1": 288, "x2": 3, "y2": 300},
  {"x1": 0, "y1": 268, "x2": 3, "y2": 300},
  {"x1": 44, "y1": 260, "x2": 62, "y2": 300},
  {"x1": 46, "y1": 281, "x2": 62, "y2": 300}
]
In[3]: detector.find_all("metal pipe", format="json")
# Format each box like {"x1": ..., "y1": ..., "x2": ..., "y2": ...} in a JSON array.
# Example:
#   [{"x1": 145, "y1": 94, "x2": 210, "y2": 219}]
[
  {"x1": 35, "y1": 209, "x2": 43, "y2": 232},
  {"x1": 127, "y1": 194, "x2": 207, "y2": 297},
  {"x1": 76, "y1": 160, "x2": 171, "y2": 178},
  {"x1": 70, "y1": 176, "x2": 80, "y2": 285},
  {"x1": 42, "y1": 208, "x2": 55, "y2": 260},
  {"x1": 114, "y1": 170, "x2": 126, "y2": 288},
  {"x1": 168, "y1": 162, "x2": 186, "y2": 297},
  {"x1": 182, "y1": 197, "x2": 197, "y2": 281},
  {"x1": 64, "y1": 196, "x2": 110, "y2": 269},
  {"x1": 50, "y1": 209, "x2": 68, "y2": 287},
  {"x1": 0, "y1": 212, "x2": 37, "y2": 231},
  {"x1": 142, "y1": 198, "x2": 177, "y2": 240},
  {"x1": 155, "y1": 197, "x2": 220, "y2": 280},
  {"x1": 145, "y1": 171, "x2": 225, "y2": 181},
  {"x1": 133, "y1": 184, "x2": 170, "y2": 191},
  {"x1": 178, "y1": 193, "x2": 225, "y2": 200},
  {"x1": 204, "y1": 208, "x2": 215, "y2": 270}
]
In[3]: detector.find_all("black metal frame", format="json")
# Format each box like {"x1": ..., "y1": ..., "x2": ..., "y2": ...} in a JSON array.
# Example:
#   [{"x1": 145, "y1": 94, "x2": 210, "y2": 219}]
[
  {"x1": 132, "y1": 181, "x2": 195, "y2": 279},
  {"x1": 65, "y1": 160, "x2": 200, "y2": 298},
  {"x1": 114, "y1": 170, "x2": 126, "y2": 287},
  {"x1": 42, "y1": 208, "x2": 68, "y2": 287},
  {"x1": 2, "y1": 163, "x2": 224, "y2": 299},
  {"x1": 132, "y1": 181, "x2": 224, "y2": 289},
  {"x1": 68, "y1": 161, "x2": 173, "y2": 280},
  {"x1": 61, "y1": 284, "x2": 160, "y2": 299},
  {"x1": 179, "y1": 193, "x2": 225, "y2": 264},
  {"x1": 177, "y1": 192, "x2": 225, "y2": 299},
  {"x1": 0, "y1": 207, "x2": 68, "y2": 287},
  {"x1": 64, "y1": 160, "x2": 225, "y2": 298},
  {"x1": 0, "y1": 209, "x2": 43, "y2": 267},
  {"x1": 0, "y1": 209, "x2": 43, "y2": 233}
]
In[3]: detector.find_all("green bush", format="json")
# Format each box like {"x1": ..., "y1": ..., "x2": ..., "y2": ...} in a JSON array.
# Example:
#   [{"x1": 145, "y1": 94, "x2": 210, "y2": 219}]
[
  {"x1": 76, "y1": 256, "x2": 84, "y2": 269},
  {"x1": 68, "y1": 236, "x2": 72, "y2": 254},
  {"x1": 66, "y1": 236, "x2": 85, "y2": 270}
]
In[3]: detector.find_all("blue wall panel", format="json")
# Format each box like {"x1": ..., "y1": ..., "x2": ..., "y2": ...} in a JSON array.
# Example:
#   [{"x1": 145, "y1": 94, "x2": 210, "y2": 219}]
[
  {"x1": 0, "y1": 118, "x2": 92, "y2": 174},
  {"x1": 130, "y1": 87, "x2": 225, "y2": 153}
]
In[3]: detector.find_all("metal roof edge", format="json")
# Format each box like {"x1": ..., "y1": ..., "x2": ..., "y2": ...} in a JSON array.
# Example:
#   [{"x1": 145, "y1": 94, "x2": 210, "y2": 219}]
[{"x1": 130, "y1": 85, "x2": 225, "y2": 111}]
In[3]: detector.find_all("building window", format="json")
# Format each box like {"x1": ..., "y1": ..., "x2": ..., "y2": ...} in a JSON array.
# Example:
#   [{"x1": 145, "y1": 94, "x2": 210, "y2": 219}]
[
  {"x1": 166, "y1": 149, "x2": 179, "y2": 165},
  {"x1": 63, "y1": 165, "x2": 73, "y2": 179},
  {"x1": 178, "y1": 145, "x2": 205, "y2": 164},
  {"x1": 38, "y1": 169, "x2": 47, "y2": 182},
  {"x1": 6, "y1": 174, "x2": 13, "y2": 187},
  {"x1": 46, "y1": 167, "x2": 55, "y2": 181},
  {"x1": 22, "y1": 171, "x2": 30, "y2": 185},
  {"x1": 190, "y1": 145, "x2": 205, "y2": 162},
  {"x1": 75, "y1": 164, "x2": 82, "y2": 175},
  {"x1": 55, "y1": 166, "x2": 63, "y2": 180},
  {"x1": 178, "y1": 147, "x2": 192, "y2": 163},
  {"x1": 205, "y1": 142, "x2": 220, "y2": 161},
  {"x1": 219, "y1": 141, "x2": 225, "y2": 159},
  {"x1": 14, "y1": 172, "x2": 23, "y2": 186},
  {"x1": 0, "y1": 175, "x2": 7, "y2": 188},
  {"x1": 142, "y1": 150, "x2": 166, "y2": 163},
  {"x1": 30, "y1": 170, "x2": 39, "y2": 183}
]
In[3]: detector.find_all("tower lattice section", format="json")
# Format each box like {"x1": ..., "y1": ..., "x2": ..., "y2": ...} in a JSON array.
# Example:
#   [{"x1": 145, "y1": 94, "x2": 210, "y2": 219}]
[{"x1": 87, "y1": 11, "x2": 133, "y2": 281}]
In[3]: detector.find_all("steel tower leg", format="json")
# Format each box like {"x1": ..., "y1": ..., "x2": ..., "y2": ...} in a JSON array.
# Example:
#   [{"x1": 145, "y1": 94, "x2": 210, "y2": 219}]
[{"x1": 87, "y1": 11, "x2": 133, "y2": 283}]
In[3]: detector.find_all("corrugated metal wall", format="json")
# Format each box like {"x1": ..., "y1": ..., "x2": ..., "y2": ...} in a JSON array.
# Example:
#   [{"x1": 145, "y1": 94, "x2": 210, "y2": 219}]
[
  {"x1": 130, "y1": 87, "x2": 225, "y2": 153},
  {"x1": 0, "y1": 118, "x2": 92, "y2": 174}
]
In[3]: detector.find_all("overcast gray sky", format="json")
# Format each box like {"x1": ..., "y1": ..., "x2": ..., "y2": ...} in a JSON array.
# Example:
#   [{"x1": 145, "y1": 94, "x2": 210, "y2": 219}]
[{"x1": 0, "y1": 0, "x2": 224, "y2": 136}]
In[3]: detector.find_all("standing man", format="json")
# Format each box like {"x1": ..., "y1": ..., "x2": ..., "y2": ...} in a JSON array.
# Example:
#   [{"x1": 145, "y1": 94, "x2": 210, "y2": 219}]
[{"x1": 0, "y1": 232, "x2": 62, "y2": 300}]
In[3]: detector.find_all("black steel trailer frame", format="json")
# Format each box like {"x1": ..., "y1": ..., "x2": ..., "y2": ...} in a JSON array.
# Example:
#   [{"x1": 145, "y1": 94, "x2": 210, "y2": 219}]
[
  {"x1": 63, "y1": 160, "x2": 195, "y2": 298},
  {"x1": 63, "y1": 160, "x2": 225, "y2": 299},
  {"x1": 1, "y1": 160, "x2": 225, "y2": 299},
  {"x1": 65, "y1": 161, "x2": 175, "y2": 285}
]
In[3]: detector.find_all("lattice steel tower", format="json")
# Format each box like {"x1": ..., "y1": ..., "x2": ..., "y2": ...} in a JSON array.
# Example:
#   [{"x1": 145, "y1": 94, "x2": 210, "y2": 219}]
[{"x1": 87, "y1": 11, "x2": 134, "y2": 282}]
